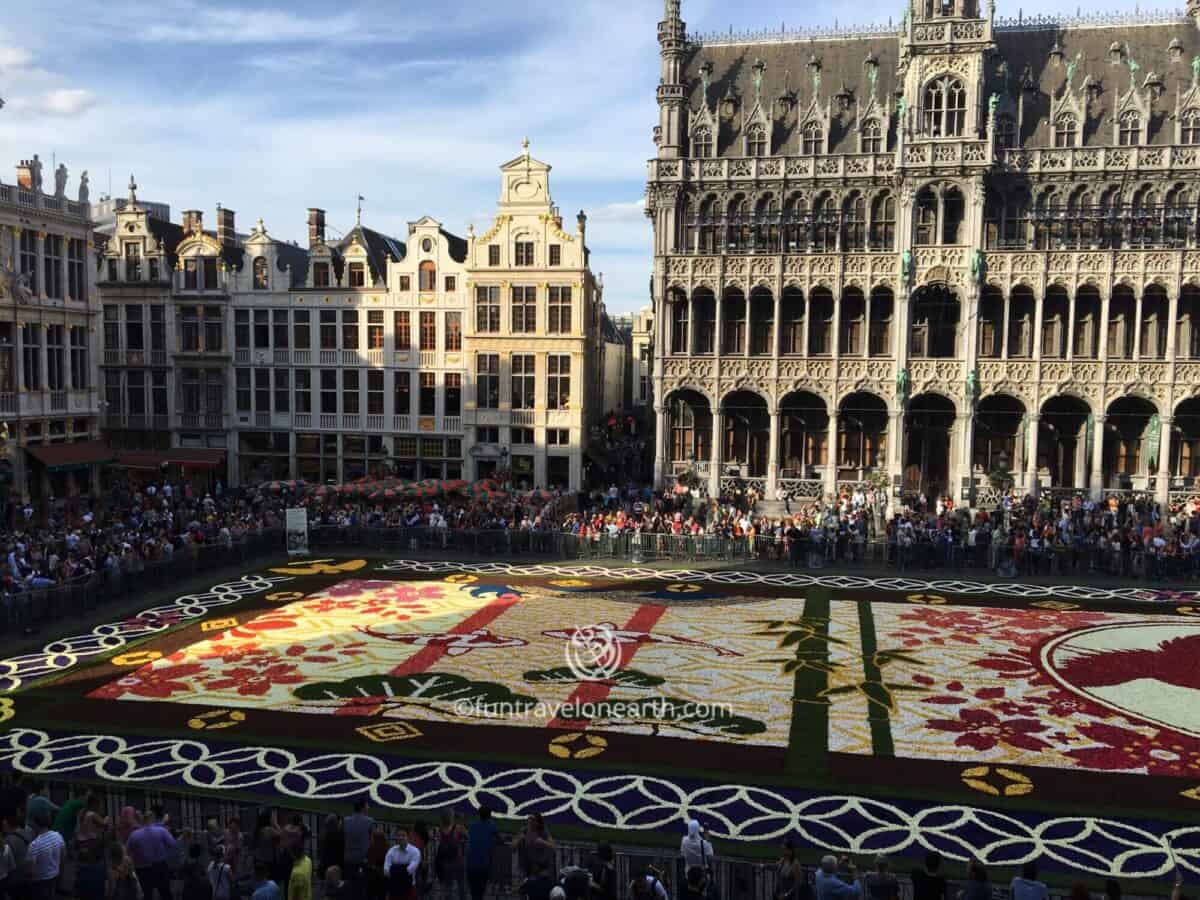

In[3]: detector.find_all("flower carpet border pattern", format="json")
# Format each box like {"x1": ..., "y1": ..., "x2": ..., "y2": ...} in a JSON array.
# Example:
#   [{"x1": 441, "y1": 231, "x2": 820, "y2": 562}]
[
  {"x1": 0, "y1": 574, "x2": 292, "y2": 693},
  {"x1": 1, "y1": 728, "x2": 1196, "y2": 879},
  {"x1": 375, "y1": 560, "x2": 1197, "y2": 604}
]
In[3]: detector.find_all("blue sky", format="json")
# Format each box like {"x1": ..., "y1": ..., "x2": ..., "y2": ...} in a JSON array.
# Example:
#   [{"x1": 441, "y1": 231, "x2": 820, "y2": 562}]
[{"x1": 0, "y1": 0, "x2": 1121, "y2": 312}]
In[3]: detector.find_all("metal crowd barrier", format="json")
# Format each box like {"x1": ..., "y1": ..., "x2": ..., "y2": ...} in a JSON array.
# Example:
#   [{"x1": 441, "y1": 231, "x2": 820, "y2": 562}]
[
  {"x1": 0, "y1": 529, "x2": 287, "y2": 636},
  {"x1": 45, "y1": 781, "x2": 1149, "y2": 900}
]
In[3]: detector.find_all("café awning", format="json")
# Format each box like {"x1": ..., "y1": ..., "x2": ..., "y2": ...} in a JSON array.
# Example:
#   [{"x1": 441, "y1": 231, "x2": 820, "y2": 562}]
[
  {"x1": 26, "y1": 440, "x2": 116, "y2": 473},
  {"x1": 115, "y1": 448, "x2": 227, "y2": 471}
]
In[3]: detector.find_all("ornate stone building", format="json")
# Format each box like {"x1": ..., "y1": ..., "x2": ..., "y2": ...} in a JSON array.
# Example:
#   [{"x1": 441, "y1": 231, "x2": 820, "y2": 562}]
[
  {"x1": 0, "y1": 156, "x2": 101, "y2": 503},
  {"x1": 647, "y1": 0, "x2": 1200, "y2": 507},
  {"x1": 462, "y1": 143, "x2": 603, "y2": 491}
]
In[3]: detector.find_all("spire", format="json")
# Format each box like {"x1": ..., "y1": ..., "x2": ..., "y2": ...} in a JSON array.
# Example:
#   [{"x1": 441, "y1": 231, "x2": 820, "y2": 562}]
[
  {"x1": 522, "y1": 137, "x2": 530, "y2": 158},
  {"x1": 127, "y1": 174, "x2": 138, "y2": 205},
  {"x1": 665, "y1": 0, "x2": 681, "y2": 21}
]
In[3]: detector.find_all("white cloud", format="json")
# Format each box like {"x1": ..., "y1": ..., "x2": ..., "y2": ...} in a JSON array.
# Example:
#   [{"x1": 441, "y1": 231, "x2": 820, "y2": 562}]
[
  {"x1": 0, "y1": 46, "x2": 33, "y2": 69},
  {"x1": 140, "y1": 8, "x2": 366, "y2": 44},
  {"x1": 41, "y1": 89, "x2": 96, "y2": 116}
]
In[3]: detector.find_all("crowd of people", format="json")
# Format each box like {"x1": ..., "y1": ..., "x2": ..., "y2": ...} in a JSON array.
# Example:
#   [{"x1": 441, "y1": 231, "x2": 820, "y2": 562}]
[{"x1": 0, "y1": 780, "x2": 1188, "y2": 900}]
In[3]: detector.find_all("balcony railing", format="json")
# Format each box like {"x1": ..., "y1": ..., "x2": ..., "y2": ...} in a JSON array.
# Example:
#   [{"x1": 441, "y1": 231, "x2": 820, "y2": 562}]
[
  {"x1": 676, "y1": 217, "x2": 894, "y2": 256},
  {"x1": 49, "y1": 390, "x2": 67, "y2": 412},
  {"x1": 293, "y1": 413, "x2": 312, "y2": 428},
  {"x1": 365, "y1": 350, "x2": 384, "y2": 367},
  {"x1": 102, "y1": 349, "x2": 121, "y2": 366},
  {"x1": 294, "y1": 350, "x2": 311, "y2": 365},
  {"x1": 319, "y1": 350, "x2": 338, "y2": 365},
  {"x1": 234, "y1": 349, "x2": 250, "y2": 364},
  {"x1": 274, "y1": 349, "x2": 290, "y2": 365},
  {"x1": 366, "y1": 414, "x2": 385, "y2": 431},
  {"x1": 394, "y1": 414, "x2": 411, "y2": 431},
  {"x1": 341, "y1": 351, "x2": 358, "y2": 366},
  {"x1": 0, "y1": 183, "x2": 89, "y2": 219},
  {"x1": 254, "y1": 411, "x2": 271, "y2": 428},
  {"x1": 419, "y1": 350, "x2": 437, "y2": 368},
  {"x1": 342, "y1": 414, "x2": 360, "y2": 430},
  {"x1": 648, "y1": 153, "x2": 902, "y2": 184},
  {"x1": 511, "y1": 409, "x2": 536, "y2": 426},
  {"x1": 150, "y1": 350, "x2": 168, "y2": 366},
  {"x1": 443, "y1": 415, "x2": 462, "y2": 432},
  {"x1": 998, "y1": 144, "x2": 1200, "y2": 175},
  {"x1": 319, "y1": 413, "x2": 337, "y2": 429}
]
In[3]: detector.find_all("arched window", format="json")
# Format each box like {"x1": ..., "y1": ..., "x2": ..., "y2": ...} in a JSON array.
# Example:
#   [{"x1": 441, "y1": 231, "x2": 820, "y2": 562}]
[
  {"x1": 1183, "y1": 109, "x2": 1200, "y2": 145},
  {"x1": 1119, "y1": 110, "x2": 1141, "y2": 146},
  {"x1": 843, "y1": 193, "x2": 866, "y2": 250},
  {"x1": 419, "y1": 260, "x2": 437, "y2": 292},
  {"x1": 802, "y1": 121, "x2": 824, "y2": 156},
  {"x1": 915, "y1": 189, "x2": 938, "y2": 245},
  {"x1": 746, "y1": 125, "x2": 768, "y2": 157},
  {"x1": 942, "y1": 188, "x2": 964, "y2": 244},
  {"x1": 923, "y1": 76, "x2": 966, "y2": 137},
  {"x1": 870, "y1": 192, "x2": 896, "y2": 250},
  {"x1": 693, "y1": 127, "x2": 714, "y2": 158},
  {"x1": 1054, "y1": 114, "x2": 1077, "y2": 148},
  {"x1": 813, "y1": 194, "x2": 837, "y2": 252},
  {"x1": 995, "y1": 114, "x2": 1016, "y2": 149},
  {"x1": 252, "y1": 256, "x2": 268, "y2": 290},
  {"x1": 860, "y1": 119, "x2": 882, "y2": 153},
  {"x1": 1165, "y1": 187, "x2": 1193, "y2": 246}
]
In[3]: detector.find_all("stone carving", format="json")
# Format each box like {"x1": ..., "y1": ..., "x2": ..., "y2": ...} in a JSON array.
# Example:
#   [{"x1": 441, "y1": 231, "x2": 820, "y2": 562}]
[
  {"x1": 13, "y1": 272, "x2": 34, "y2": 304},
  {"x1": 78, "y1": 171, "x2": 89, "y2": 205},
  {"x1": 29, "y1": 155, "x2": 42, "y2": 193},
  {"x1": 895, "y1": 367, "x2": 909, "y2": 402},
  {"x1": 54, "y1": 164, "x2": 67, "y2": 198}
]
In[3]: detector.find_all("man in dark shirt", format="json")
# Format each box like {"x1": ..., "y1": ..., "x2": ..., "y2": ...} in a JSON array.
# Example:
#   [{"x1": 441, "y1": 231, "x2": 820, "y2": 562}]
[
  {"x1": 341, "y1": 800, "x2": 373, "y2": 889},
  {"x1": 520, "y1": 862, "x2": 554, "y2": 900},
  {"x1": 910, "y1": 851, "x2": 947, "y2": 900},
  {"x1": 466, "y1": 806, "x2": 500, "y2": 900}
]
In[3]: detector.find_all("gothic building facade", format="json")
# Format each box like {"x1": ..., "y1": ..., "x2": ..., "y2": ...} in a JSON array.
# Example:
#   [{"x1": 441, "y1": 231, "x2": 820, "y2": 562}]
[{"x1": 647, "y1": 0, "x2": 1200, "y2": 507}]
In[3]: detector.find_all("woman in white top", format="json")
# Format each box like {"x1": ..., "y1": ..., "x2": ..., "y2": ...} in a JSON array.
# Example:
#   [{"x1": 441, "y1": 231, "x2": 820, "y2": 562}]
[{"x1": 679, "y1": 820, "x2": 714, "y2": 872}]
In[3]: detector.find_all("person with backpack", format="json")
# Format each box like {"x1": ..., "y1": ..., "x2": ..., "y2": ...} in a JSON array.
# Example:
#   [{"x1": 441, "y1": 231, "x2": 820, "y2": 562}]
[
  {"x1": 1, "y1": 816, "x2": 29, "y2": 900},
  {"x1": 628, "y1": 867, "x2": 668, "y2": 900},
  {"x1": 434, "y1": 812, "x2": 466, "y2": 900},
  {"x1": 384, "y1": 830, "x2": 421, "y2": 900},
  {"x1": 208, "y1": 845, "x2": 236, "y2": 900}
]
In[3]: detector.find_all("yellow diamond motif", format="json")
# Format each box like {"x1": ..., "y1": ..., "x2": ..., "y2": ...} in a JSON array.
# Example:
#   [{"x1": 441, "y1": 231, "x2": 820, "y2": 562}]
[
  {"x1": 187, "y1": 709, "x2": 246, "y2": 731},
  {"x1": 666, "y1": 583, "x2": 702, "y2": 593},
  {"x1": 0, "y1": 697, "x2": 14, "y2": 724},
  {"x1": 548, "y1": 732, "x2": 608, "y2": 759},
  {"x1": 265, "y1": 592, "x2": 305, "y2": 603},
  {"x1": 357, "y1": 721, "x2": 424, "y2": 743},
  {"x1": 906, "y1": 593, "x2": 948, "y2": 605},
  {"x1": 112, "y1": 650, "x2": 162, "y2": 667},
  {"x1": 201, "y1": 617, "x2": 237, "y2": 633},
  {"x1": 1177, "y1": 606, "x2": 1200, "y2": 618},
  {"x1": 1030, "y1": 600, "x2": 1079, "y2": 611},
  {"x1": 270, "y1": 559, "x2": 367, "y2": 576},
  {"x1": 1181, "y1": 785, "x2": 1200, "y2": 801},
  {"x1": 445, "y1": 573, "x2": 479, "y2": 584},
  {"x1": 961, "y1": 765, "x2": 1033, "y2": 797}
]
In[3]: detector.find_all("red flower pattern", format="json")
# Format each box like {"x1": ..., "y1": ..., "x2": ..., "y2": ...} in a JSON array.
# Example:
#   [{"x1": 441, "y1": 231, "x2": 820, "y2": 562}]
[
  {"x1": 925, "y1": 707, "x2": 1053, "y2": 753},
  {"x1": 1066, "y1": 722, "x2": 1200, "y2": 776},
  {"x1": 90, "y1": 663, "x2": 207, "y2": 700},
  {"x1": 205, "y1": 661, "x2": 306, "y2": 696}
]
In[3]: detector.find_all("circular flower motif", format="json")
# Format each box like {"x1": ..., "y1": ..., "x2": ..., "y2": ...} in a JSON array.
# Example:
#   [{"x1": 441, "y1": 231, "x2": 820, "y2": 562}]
[
  {"x1": 906, "y1": 593, "x2": 948, "y2": 605},
  {"x1": 0, "y1": 697, "x2": 15, "y2": 724},
  {"x1": 961, "y1": 765, "x2": 1033, "y2": 797},
  {"x1": 548, "y1": 731, "x2": 607, "y2": 760}
]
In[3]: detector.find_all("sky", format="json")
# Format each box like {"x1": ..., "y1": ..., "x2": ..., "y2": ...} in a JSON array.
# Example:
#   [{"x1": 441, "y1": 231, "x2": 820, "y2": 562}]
[{"x1": 0, "y1": 0, "x2": 1130, "y2": 313}]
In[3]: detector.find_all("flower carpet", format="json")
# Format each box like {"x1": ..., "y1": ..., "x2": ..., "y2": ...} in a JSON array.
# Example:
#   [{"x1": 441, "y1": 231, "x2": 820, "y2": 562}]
[{"x1": 1, "y1": 557, "x2": 1199, "y2": 879}]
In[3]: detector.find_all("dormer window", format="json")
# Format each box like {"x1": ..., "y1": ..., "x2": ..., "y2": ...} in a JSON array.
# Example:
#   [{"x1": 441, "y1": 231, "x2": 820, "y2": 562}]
[
  {"x1": 124, "y1": 243, "x2": 141, "y2": 282},
  {"x1": 515, "y1": 241, "x2": 534, "y2": 266},
  {"x1": 923, "y1": 76, "x2": 966, "y2": 137},
  {"x1": 253, "y1": 256, "x2": 268, "y2": 290},
  {"x1": 419, "y1": 260, "x2": 437, "y2": 291},
  {"x1": 1183, "y1": 109, "x2": 1200, "y2": 144},
  {"x1": 802, "y1": 121, "x2": 824, "y2": 155},
  {"x1": 693, "y1": 127, "x2": 714, "y2": 159},
  {"x1": 1119, "y1": 110, "x2": 1141, "y2": 146},
  {"x1": 149, "y1": 258, "x2": 160, "y2": 282},
  {"x1": 348, "y1": 261, "x2": 366, "y2": 287},
  {"x1": 746, "y1": 125, "x2": 768, "y2": 157},
  {"x1": 313, "y1": 261, "x2": 330, "y2": 287},
  {"x1": 995, "y1": 115, "x2": 1017, "y2": 149},
  {"x1": 184, "y1": 259, "x2": 198, "y2": 291},
  {"x1": 860, "y1": 119, "x2": 882, "y2": 153},
  {"x1": 1054, "y1": 114, "x2": 1077, "y2": 148}
]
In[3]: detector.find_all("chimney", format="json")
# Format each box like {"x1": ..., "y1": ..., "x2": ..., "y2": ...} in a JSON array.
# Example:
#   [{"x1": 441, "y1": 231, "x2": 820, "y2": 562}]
[
  {"x1": 182, "y1": 209, "x2": 203, "y2": 234},
  {"x1": 216, "y1": 204, "x2": 235, "y2": 245},
  {"x1": 15, "y1": 160, "x2": 33, "y2": 189},
  {"x1": 308, "y1": 208, "x2": 326, "y2": 248}
]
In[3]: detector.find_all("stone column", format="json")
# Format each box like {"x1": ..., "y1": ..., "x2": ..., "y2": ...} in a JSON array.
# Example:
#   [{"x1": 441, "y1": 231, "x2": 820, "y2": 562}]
[
  {"x1": 687, "y1": 296, "x2": 696, "y2": 355},
  {"x1": 1157, "y1": 415, "x2": 1173, "y2": 507},
  {"x1": 653, "y1": 403, "x2": 668, "y2": 485},
  {"x1": 1098, "y1": 288, "x2": 1111, "y2": 363},
  {"x1": 1001, "y1": 292, "x2": 1010, "y2": 360},
  {"x1": 1032, "y1": 290, "x2": 1044, "y2": 361},
  {"x1": 831, "y1": 292, "x2": 842, "y2": 361},
  {"x1": 767, "y1": 408, "x2": 780, "y2": 496},
  {"x1": 1133, "y1": 291, "x2": 1143, "y2": 361},
  {"x1": 825, "y1": 410, "x2": 839, "y2": 499},
  {"x1": 1066, "y1": 292, "x2": 1076, "y2": 361},
  {"x1": 960, "y1": 411, "x2": 976, "y2": 504},
  {"x1": 714, "y1": 291, "x2": 724, "y2": 357},
  {"x1": 888, "y1": 409, "x2": 904, "y2": 501},
  {"x1": 1025, "y1": 414, "x2": 1041, "y2": 495},
  {"x1": 744, "y1": 297, "x2": 751, "y2": 357},
  {"x1": 1074, "y1": 429, "x2": 1088, "y2": 491},
  {"x1": 709, "y1": 408, "x2": 723, "y2": 498},
  {"x1": 1090, "y1": 414, "x2": 1106, "y2": 497},
  {"x1": 772, "y1": 289, "x2": 782, "y2": 359}
]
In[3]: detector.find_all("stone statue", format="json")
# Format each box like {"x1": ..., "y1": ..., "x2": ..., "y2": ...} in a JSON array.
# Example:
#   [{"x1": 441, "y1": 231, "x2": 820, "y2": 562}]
[
  {"x1": 868, "y1": 66, "x2": 878, "y2": 99},
  {"x1": 901, "y1": 248, "x2": 912, "y2": 281},
  {"x1": 13, "y1": 272, "x2": 33, "y2": 304},
  {"x1": 896, "y1": 95, "x2": 906, "y2": 119},
  {"x1": 701, "y1": 62, "x2": 712, "y2": 104},
  {"x1": 29, "y1": 155, "x2": 42, "y2": 193},
  {"x1": 1127, "y1": 51, "x2": 1140, "y2": 90},
  {"x1": 988, "y1": 92, "x2": 999, "y2": 119},
  {"x1": 78, "y1": 170, "x2": 89, "y2": 205},
  {"x1": 971, "y1": 248, "x2": 984, "y2": 282},
  {"x1": 54, "y1": 164, "x2": 67, "y2": 198},
  {"x1": 965, "y1": 368, "x2": 979, "y2": 405},
  {"x1": 752, "y1": 59, "x2": 765, "y2": 100},
  {"x1": 896, "y1": 367, "x2": 910, "y2": 402},
  {"x1": 1193, "y1": 55, "x2": 1200, "y2": 87},
  {"x1": 1066, "y1": 51, "x2": 1081, "y2": 88}
]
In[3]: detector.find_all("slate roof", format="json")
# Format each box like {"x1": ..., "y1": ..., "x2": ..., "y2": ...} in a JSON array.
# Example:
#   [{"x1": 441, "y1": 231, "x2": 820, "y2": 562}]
[
  {"x1": 680, "y1": 11, "x2": 1200, "y2": 155},
  {"x1": 441, "y1": 228, "x2": 468, "y2": 263},
  {"x1": 147, "y1": 218, "x2": 185, "y2": 270},
  {"x1": 273, "y1": 241, "x2": 310, "y2": 288},
  {"x1": 334, "y1": 225, "x2": 405, "y2": 284}
]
